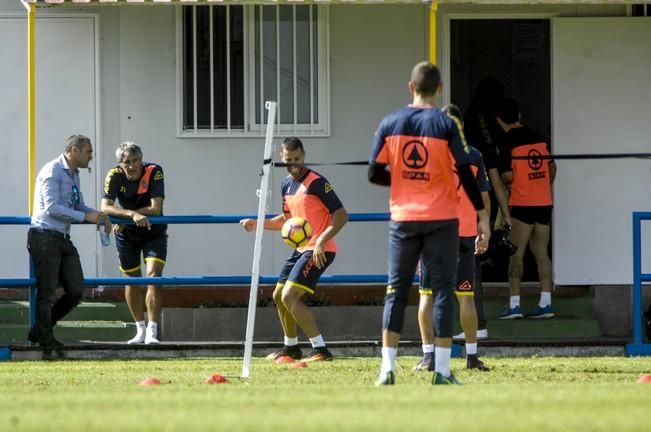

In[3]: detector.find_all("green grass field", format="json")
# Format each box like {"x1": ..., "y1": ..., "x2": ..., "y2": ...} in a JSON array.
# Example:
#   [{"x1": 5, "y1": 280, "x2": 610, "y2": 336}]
[{"x1": 1, "y1": 356, "x2": 651, "y2": 431}]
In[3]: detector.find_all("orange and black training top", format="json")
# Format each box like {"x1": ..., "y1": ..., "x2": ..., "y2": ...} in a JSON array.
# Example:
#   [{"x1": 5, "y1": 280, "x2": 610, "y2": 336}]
[
  {"x1": 502, "y1": 127, "x2": 553, "y2": 207},
  {"x1": 370, "y1": 106, "x2": 473, "y2": 222},
  {"x1": 103, "y1": 163, "x2": 166, "y2": 235},
  {"x1": 282, "y1": 169, "x2": 343, "y2": 253},
  {"x1": 454, "y1": 147, "x2": 491, "y2": 237}
]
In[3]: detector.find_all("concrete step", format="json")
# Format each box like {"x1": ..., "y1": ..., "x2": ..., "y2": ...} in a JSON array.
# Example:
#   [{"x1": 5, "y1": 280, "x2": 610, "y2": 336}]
[
  {"x1": 0, "y1": 321, "x2": 134, "y2": 344},
  {"x1": 481, "y1": 295, "x2": 595, "y2": 319},
  {"x1": 0, "y1": 301, "x2": 133, "y2": 323}
]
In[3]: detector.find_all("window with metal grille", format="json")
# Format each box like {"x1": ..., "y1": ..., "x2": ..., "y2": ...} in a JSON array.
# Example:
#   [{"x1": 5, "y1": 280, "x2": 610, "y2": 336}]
[{"x1": 179, "y1": 5, "x2": 329, "y2": 137}]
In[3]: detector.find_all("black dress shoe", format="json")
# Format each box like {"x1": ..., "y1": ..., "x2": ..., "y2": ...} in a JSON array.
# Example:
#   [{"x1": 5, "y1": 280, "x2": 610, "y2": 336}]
[
  {"x1": 27, "y1": 327, "x2": 38, "y2": 343},
  {"x1": 42, "y1": 345, "x2": 65, "y2": 361},
  {"x1": 30, "y1": 330, "x2": 64, "y2": 348}
]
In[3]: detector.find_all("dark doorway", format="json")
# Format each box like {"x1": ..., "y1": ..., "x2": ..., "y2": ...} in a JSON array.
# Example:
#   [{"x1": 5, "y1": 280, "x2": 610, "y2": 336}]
[{"x1": 450, "y1": 19, "x2": 551, "y2": 283}]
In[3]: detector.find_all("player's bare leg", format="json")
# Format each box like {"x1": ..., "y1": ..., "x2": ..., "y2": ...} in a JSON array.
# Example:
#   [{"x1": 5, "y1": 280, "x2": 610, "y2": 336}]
[
  {"x1": 282, "y1": 285, "x2": 332, "y2": 361},
  {"x1": 273, "y1": 283, "x2": 298, "y2": 338},
  {"x1": 282, "y1": 286, "x2": 318, "y2": 337},
  {"x1": 501, "y1": 218, "x2": 532, "y2": 319},
  {"x1": 528, "y1": 223, "x2": 554, "y2": 318},
  {"x1": 459, "y1": 295, "x2": 490, "y2": 371},
  {"x1": 143, "y1": 259, "x2": 164, "y2": 344},
  {"x1": 414, "y1": 294, "x2": 434, "y2": 371},
  {"x1": 124, "y1": 267, "x2": 146, "y2": 344},
  {"x1": 267, "y1": 283, "x2": 301, "y2": 361}
]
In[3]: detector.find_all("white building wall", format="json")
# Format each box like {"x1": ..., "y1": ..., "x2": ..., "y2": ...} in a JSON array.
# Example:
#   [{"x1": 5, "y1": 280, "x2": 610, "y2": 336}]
[
  {"x1": 0, "y1": 2, "x2": 635, "y2": 284},
  {"x1": 98, "y1": 4, "x2": 429, "y2": 279}
]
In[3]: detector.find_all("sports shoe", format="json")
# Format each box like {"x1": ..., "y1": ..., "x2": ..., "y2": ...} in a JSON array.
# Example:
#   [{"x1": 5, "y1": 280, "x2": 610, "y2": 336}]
[
  {"x1": 375, "y1": 371, "x2": 395, "y2": 386},
  {"x1": 144, "y1": 327, "x2": 160, "y2": 345},
  {"x1": 127, "y1": 328, "x2": 146, "y2": 345},
  {"x1": 412, "y1": 353, "x2": 435, "y2": 372},
  {"x1": 453, "y1": 329, "x2": 488, "y2": 340},
  {"x1": 432, "y1": 372, "x2": 462, "y2": 385},
  {"x1": 528, "y1": 305, "x2": 555, "y2": 319},
  {"x1": 303, "y1": 347, "x2": 333, "y2": 362},
  {"x1": 499, "y1": 305, "x2": 524, "y2": 320},
  {"x1": 466, "y1": 354, "x2": 491, "y2": 371},
  {"x1": 265, "y1": 345, "x2": 302, "y2": 361}
]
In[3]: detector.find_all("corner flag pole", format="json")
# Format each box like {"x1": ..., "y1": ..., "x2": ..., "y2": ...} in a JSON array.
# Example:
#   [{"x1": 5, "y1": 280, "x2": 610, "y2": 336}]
[{"x1": 241, "y1": 101, "x2": 277, "y2": 378}]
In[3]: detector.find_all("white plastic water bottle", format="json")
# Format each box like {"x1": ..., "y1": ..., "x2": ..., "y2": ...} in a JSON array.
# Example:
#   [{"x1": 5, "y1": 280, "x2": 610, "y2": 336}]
[{"x1": 98, "y1": 223, "x2": 111, "y2": 247}]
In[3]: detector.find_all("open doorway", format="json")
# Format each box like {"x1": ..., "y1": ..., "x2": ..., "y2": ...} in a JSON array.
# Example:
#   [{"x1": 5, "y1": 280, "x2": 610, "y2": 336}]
[{"x1": 449, "y1": 18, "x2": 551, "y2": 282}]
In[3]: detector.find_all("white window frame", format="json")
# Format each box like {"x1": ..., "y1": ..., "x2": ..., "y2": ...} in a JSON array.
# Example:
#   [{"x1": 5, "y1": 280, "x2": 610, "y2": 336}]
[{"x1": 176, "y1": 4, "x2": 330, "y2": 138}]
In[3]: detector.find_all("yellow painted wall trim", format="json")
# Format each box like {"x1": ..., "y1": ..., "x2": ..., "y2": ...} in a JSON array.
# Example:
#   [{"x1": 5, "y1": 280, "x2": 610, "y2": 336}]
[
  {"x1": 429, "y1": 2, "x2": 437, "y2": 65},
  {"x1": 27, "y1": 3, "x2": 36, "y2": 215}
]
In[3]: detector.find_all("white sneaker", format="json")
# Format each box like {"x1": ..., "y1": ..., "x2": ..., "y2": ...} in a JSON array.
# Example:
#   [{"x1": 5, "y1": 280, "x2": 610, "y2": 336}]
[
  {"x1": 127, "y1": 329, "x2": 146, "y2": 345},
  {"x1": 145, "y1": 327, "x2": 159, "y2": 345},
  {"x1": 452, "y1": 329, "x2": 488, "y2": 340}
]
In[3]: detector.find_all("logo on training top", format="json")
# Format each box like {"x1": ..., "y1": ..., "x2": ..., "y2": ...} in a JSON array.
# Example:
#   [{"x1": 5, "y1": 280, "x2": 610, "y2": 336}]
[
  {"x1": 527, "y1": 149, "x2": 546, "y2": 180},
  {"x1": 458, "y1": 280, "x2": 472, "y2": 292},
  {"x1": 401, "y1": 140, "x2": 430, "y2": 181},
  {"x1": 154, "y1": 171, "x2": 163, "y2": 181},
  {"x1": 324, "y1": 183, "x2": 332, "y2": 194}
]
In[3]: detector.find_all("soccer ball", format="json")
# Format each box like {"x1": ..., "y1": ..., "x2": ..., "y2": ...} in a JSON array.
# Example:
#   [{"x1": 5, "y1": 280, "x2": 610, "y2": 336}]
[{"x1": 281, "y1": 217, "x2": 312, "y2": 249}]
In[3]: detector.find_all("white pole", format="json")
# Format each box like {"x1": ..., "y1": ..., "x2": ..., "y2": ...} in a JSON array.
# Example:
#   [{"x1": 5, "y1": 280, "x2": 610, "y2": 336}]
[{"x1": 241, "y1": 101, "x2": 277, "y2": 378}]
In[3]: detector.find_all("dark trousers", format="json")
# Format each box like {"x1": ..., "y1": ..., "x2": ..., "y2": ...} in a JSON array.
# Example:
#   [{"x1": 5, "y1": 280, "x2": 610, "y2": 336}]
[
  {"x1": 383, "y1": 220, "x2": 459, "y2": 337},
  {"x1": 474, "y1": 255, "x2": 487, "y2": 330},
  {"x1": 27, "y1": 229, "x2": 85, "y2": 345}
]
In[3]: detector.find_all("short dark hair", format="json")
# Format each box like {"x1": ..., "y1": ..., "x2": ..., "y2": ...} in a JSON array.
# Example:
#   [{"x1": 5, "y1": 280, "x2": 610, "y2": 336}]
[
  {"x1": 442, "y1": 103, "x2": 462, "y2": 120},
  {"x1": 495, "y1": 97, "x2": 520, "y2": 125},
  {"x1": 410, "y1": 62, "x2": 441, "y2": 97},
  {"x1": 282, "y1": 137, "x2": 304, "y2": 152},
  {"x1": 64, "y1": 134, "x2": 91, "y2": 153}
]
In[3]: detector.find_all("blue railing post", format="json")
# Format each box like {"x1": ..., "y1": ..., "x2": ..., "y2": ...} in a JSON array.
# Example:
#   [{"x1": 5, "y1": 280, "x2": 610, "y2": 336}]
[
  {"x1": 633, "y1": 213, "x2": 642, "y2": 346},
  {"x1": 626, "y1": 211, "x2": 651, "y2": 356}
]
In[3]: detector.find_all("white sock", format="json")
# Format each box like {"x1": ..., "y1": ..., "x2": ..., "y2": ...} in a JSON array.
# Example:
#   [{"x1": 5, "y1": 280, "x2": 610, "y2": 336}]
[
  {"x1": 284, "y1": 336, "x2": 298, "y2": 346},
  {"x1": 147, "y1": 321, "x2": 158, "y2": 336},
  {"x1": 434, "y1": 347, "x2": 452, "y2": 377},
  {"x1": 380, "y1": 347, "x2": 398, "y2": 375},
  {"x1": 466, "y1": 342, "x2": 478, "y2": 356},
  {"x1": 309, "y1": 335, "x2": 325, "y2": 348},
  {"x1": 422, "y1": 344, "x2": 434, "y2": 354},
  {"x1": 135, "y1": 320, "x2": 146, "y2": 331},
  {"x1": 539, "y1": 292, "x2": 552, "y2": 308},
  {"x1": 510, "y1": 296, "x2": 520, "y2": 309}
]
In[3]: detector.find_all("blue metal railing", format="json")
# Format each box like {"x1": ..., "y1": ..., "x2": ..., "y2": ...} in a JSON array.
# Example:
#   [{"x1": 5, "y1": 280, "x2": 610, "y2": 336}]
[
  {"x1": 626, "y1": 212, "x2": 651, "y2": 356},
  {"x1": 0, "y1": 213, "x2": 394, "y2": 334}
]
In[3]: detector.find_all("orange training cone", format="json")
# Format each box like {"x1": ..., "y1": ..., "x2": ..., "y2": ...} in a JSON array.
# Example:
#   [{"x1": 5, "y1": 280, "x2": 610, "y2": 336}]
[
  {"x1": 139, "y1": 377, "x2": 162, "y2": 386},
  {"x1": 289, "y1": 361, "x2": 307, "y2": 369},
  {"x1": 204, "y1": 373, "x2": 229, "y2": 384},
  {"x1": 637, "y1": 374, "x2": 651, "y2": 383}
]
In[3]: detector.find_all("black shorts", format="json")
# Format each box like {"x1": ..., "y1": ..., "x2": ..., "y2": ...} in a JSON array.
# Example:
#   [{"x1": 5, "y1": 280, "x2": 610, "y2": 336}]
[
  {"x1": 420, "y1": 236, "x2": 475, "y2": 296},
  {"x1": 115, "y1": 228, "x2": 168, "y2": 274},
  {"x1": 277, "y1": 249, "x2": 336, "y2": 294},
  {"x1": 510, "y1": 205, "x2": 553, "y2": 225}
]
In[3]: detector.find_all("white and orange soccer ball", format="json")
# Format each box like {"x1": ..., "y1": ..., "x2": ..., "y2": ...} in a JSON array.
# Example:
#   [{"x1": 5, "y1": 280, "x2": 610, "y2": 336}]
[{"x1": 281, "y1": 217, "x2": 313, "y2": 249}]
